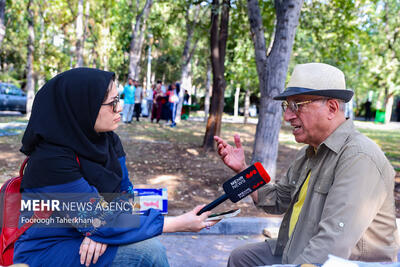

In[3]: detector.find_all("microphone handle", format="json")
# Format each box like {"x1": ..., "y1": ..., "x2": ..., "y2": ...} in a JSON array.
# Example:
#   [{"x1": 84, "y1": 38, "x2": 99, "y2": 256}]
[{"x1": 196, "y1": 194, "x2": 229, "y2": 215}]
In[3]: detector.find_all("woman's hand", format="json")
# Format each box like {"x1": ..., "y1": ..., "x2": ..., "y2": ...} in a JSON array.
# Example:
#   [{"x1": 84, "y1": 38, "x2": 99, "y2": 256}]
[
  {"x1": 163, "y1": 205, "x2": 220, "y2": 233},
  {"x1": 214, "y1": 134, "x2": 247, "y2": 173},
  {"x1": 79, "y1": 237, "x2": 107, "y2": 267}
]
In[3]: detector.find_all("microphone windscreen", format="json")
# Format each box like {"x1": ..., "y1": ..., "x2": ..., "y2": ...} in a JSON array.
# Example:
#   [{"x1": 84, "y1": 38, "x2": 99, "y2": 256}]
[{"x1": 223, "y1": 162, "x2": 270, "y2": 203}]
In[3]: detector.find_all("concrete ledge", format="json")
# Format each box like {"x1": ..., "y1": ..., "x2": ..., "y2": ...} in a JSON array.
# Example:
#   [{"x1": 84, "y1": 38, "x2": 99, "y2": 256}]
[
  {"x1": 165, "y1": 218, "x2": 400, "y2": 236},
  {"x1": 165, "y1": 217, "x2": 282, "y2": 235}
]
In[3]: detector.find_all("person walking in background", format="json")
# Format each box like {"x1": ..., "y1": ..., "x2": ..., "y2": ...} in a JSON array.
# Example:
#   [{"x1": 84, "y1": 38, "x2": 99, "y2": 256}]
[
  {"x1": 145, "y1": 85, "x2": 154, "y2": 119},
  {"x1": 133, "y1": 80, "x2": 143, "y2": 122},
  {"x1": 165, "y1": 85, "x2": 173, "y2": 125},
  {"x1": 122, "y1": 78, "x2": 136, "y2": 123},
  {"x1": 396, "y1": 99, "x2": 400, "y2": 122},
  {"x1": 151, "y1": 81, "x2": 164, "y2": 123},
  {"x1": 183, "y1": 89, "x2": 190, "y2": 105},
  {"x1": 364, "y1": 100, "x2": 372, "y2": 121},
  {"x1": 166, "y1": 83, "x2": 180, "y2": 127}
]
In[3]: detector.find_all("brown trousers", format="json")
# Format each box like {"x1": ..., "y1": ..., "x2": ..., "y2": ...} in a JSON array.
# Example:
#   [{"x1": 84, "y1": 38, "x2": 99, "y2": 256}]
[{"x1": 227, "y1": 240, "x2": 282, "y2": 267}]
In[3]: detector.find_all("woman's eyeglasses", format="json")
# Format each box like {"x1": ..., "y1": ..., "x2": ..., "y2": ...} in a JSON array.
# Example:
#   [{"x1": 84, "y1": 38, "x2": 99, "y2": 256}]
[
  {"x1": 281, "y1": 98, "x2": 325, "y2": 112},
  {"x1": 101, "y1": 96, "x2": 120, "y2": 113}
]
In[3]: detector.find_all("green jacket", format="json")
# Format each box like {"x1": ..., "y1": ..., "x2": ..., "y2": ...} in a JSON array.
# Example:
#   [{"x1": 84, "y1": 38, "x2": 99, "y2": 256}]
[{"x1": 257, "y1": 119, "x2": 399, "y2": 264}]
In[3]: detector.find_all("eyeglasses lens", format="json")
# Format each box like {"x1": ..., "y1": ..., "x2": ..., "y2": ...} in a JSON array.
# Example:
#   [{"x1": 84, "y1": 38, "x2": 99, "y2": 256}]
[
  {"x1": 112, "y1": 96, "x2": 119, "y2": 112},
  {"x1": 281, "y1": 101, "x2": 298, "y2": 112}
]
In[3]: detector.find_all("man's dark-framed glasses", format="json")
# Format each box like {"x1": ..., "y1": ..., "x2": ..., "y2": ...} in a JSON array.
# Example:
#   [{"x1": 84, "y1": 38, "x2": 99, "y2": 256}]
[
  {"x1": 281, "y1": 98, "x2": 325, "y2": 112},
  {"x1": 102, "y1": 95, "x2": 120, "y2": 113}
]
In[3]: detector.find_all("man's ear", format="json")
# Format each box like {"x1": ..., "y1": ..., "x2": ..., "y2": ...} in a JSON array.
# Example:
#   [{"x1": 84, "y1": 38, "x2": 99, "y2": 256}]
[{"x1": 326, "y1": 99, "x2": 340, "y2": 120}]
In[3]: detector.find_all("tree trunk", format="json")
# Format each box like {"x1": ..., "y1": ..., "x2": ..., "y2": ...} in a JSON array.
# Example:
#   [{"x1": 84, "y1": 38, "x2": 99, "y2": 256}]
[
  {"x1": 37, "y1": 5, "x2": 46, "y2": 89},
  {"x1": 80, "y1": 0, "x2": 90, "y2": 66},
  {"x1": 244, "y1": 88, "x2": 250, "y2": 124},
  {"x1": 25, "y1": 0, "x2": 35, "y2": 116},
  {"x1": 203, "y1": 0, "x2": 230, "y2": 151},
  {"x1": 75, "y1": 0, "x2": 84, "y2": 67},
  {"x1": 189, "y1": 64, "x2": 195, "y2": 103},
  {"x1": 90, "y1": 46, "x2": 97, "y2": 68},
  {"x1": 175, "y1": 5, "x2": 201, "y2": 123},
  {"x1": 0, "y1": 0, "x2": 5, "y2": 47},
  {"x1": 384, "y1": 92, "x2": 394, "y2": 123},
  {"x1": 248, "y1": 0, "x2": 303, "y2": 180},
  {"x1": 382, "y1": 1, "x2": 396, "y2": 124},
  {"x1": 134, "y1": 17, "x2": 148, "y2": 79},
  {"x1": 234, "y1": 85, "x2": 240, "y2": 118},
  {"x1": 204, "y1": 63, "x2": 212, "y2": 122},
  {"x1": 128, "y1": 0, "x2": 152, "y2": 80}
]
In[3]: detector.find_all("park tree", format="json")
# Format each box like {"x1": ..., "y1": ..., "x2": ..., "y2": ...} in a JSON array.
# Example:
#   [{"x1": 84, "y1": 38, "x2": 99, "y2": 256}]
[
  {"x1": 74, "y1": 0, "x2": 90, "y2": 68},
  {"x1": 128, "y1": 0, "x2": 153, "y2": 80},
  {"x1": 204, "y1": 62, "x2": 212, "y2": 122},
  {"x1": 175, "y1": 2, "x2": 202, "y2": 123},
  {"x1": 75, "y1": 0, "x2": 84, "y2": 67},
  {"x1": 146, "y1": 2, "x2": 183, "y2": 83},
  {"x1": 248, "y1": 0, "x2": 303, "y2": 180},
  {"x1": 203, "y1": 0, "x2": 230, "y2": 151},
  {"x1": 224, "y1": 0, "x2": 263, "y2": 123},
  {"x1": 295, "y1": 0, "x2": 400, "y2": 123},
  {"x1": 365, "y1": 0, "x2": 400, "y2": 123},
  {"x1": 292, "y1": 0, "x2": 361, "y2": 109},
  {"x1": 25, "y1": 0, "x2": 35, "y2": 115},
  {"x1": 0, "y1": 0, "x2": 5, "y2": 47},
  {"x1": 0, "y1": 0, "x2": 27, "y2": 81}
]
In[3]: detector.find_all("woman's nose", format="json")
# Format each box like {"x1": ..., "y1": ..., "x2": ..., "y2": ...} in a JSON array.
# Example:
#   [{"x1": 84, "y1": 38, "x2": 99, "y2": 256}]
[{"x1": 116, "y1": 102, "x2": 123, "y2": 113}]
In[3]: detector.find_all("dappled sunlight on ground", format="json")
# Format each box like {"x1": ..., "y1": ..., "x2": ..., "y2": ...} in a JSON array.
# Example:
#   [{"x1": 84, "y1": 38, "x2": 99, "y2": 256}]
[
  {"x1": 149, "y1": 174, "x2": 181, "y2": 185},
  {"x1": 146, "y1": 174, "x2": 183, "y2": 202},
  {"x1": 186, "y1": 148, "x2": 199, "y2": 156},
  {"x1": 0, "y1": 151, "x2": 22, "y2": 162},
  {"x1": 192, "y1": 132, "x2": 203, "y2": 137},
  {"x1": 0, "y1": 141, "x2": 26, "y2": 184}
]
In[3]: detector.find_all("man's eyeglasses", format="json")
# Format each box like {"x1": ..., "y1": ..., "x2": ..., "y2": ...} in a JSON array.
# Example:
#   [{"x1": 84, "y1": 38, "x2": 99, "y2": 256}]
[
  {"x1": 101, "y1": 95, "x2": 120, "y2": 113},
  {"x1": 281, "y1": 98, "x2": 326, "y2": 112}
]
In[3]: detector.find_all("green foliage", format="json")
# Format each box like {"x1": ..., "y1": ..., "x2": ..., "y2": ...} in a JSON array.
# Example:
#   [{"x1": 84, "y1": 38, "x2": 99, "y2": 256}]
[
  {"x1": 293, "y1": 0, "x2": 361, "y2": 86},
  {"x1": 358, "y1": 127, "x2": 400, "y2": 170},
  {"x1": 292, "y1": 0, "x2": 400, "y2": 115},
  {"x1": 222, "y1": 0, "x2": 274, "y2": 109},
  {"x1": 0, "y1": 0, "x2": 399, "y2": 116}
]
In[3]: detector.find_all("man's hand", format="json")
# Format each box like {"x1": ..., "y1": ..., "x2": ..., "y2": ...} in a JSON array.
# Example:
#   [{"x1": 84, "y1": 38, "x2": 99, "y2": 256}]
[
  {"x1": 79, "y1": 237, "x2": 107, "y2": 267},
  {"x1": 214, "y1": 134, "x2": 247, "y2": 173}
]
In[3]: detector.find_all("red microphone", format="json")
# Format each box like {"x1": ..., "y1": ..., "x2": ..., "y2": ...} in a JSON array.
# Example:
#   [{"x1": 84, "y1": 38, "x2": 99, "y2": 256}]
[{"x1": 197, "y1": 162, "x2": 270, "y2": 215}]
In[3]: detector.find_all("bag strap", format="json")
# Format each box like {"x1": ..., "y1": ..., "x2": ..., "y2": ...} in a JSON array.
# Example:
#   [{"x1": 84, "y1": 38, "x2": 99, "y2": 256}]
[
  {"x1": 4, "y1": 209, "x2": 53, "y2": 250},
  {"x1": 19, "y1": 157, "x2": 29, "y2": 178},
  {"x1": 4, "y1": 155, "x2": 81, "y2": 250}
]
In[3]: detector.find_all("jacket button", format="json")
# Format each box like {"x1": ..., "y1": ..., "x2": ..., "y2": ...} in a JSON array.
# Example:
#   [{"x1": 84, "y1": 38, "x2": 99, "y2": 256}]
[{"x1": 339, "y1": 222, "x2": 344, "y2": 227}]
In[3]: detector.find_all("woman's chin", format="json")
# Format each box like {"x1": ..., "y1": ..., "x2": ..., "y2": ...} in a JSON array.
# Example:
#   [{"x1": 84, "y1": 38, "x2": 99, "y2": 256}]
[{"x1": 111, "y1": 124, "x2": 119, "y2": 131}]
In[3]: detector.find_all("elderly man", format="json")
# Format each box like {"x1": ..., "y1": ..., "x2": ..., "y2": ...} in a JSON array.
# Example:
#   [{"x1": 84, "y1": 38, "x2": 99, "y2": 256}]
[{"x1": 215, "y1": 63, "x2": 399, "y2": 266}]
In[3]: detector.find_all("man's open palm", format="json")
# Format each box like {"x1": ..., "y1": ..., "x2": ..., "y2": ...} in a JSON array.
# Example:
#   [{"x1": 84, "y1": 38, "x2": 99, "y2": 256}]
[{"x1": 214, "y1": 134, "x2": 246, "y2": 173}]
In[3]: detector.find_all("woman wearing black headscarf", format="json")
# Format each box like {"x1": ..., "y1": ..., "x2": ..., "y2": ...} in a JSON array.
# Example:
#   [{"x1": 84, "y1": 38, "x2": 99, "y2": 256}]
[{"x1": 14, "y1": 68, "x2": 216, "y2": 267}]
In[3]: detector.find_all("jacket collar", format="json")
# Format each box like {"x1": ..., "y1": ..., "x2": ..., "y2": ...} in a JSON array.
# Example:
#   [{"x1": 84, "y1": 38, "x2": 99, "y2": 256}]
[
  {"x1": 303, "y1": 118, "x2": 354, "y2": 157},
  {"x1": 319, "y1": 118, "x2": 354, "y2": 154}
]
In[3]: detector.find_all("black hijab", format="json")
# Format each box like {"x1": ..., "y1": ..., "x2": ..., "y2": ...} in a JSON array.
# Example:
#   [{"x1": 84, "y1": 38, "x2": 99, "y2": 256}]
[{"x1": 21, "y1": 68, "x2": 124, "y2": 194}]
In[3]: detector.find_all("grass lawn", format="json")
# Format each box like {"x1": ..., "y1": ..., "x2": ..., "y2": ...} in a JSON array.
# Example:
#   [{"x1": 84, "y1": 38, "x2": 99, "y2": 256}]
[{"x1": 358, "y1": 128, "x2": 400, "y2": 172}]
